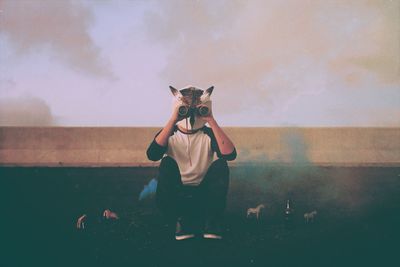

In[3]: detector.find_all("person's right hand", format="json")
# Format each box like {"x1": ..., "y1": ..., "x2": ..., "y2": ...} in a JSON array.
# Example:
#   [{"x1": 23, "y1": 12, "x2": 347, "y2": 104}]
[
  {"x1": 171, "y1": 100, "x2": 187, "y2": 123},
  {"x1": 155, "y1": 99, "x2": 187, "y2": 147},
  {"x1": 76, "y1": 214, "x2": 87, "y2": 229}
]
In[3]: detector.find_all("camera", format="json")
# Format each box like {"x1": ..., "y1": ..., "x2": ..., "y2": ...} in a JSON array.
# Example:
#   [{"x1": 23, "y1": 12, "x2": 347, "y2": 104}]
[
  {"x1": 178, "y1": 105, "x2": 190, "y2": 117},
  {"x1": 178, "y1": 105, "x2": 210, "y2": 117},
  {"x1": 197, "y1": 106, "x2": 209, "y2": 116}
]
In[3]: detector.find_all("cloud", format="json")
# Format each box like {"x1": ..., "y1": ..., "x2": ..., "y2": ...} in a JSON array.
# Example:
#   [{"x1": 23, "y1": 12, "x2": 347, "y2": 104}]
[
  {"x1": 144, "y1": 0, "x2": 400, "y2": 125},
  {"x1": 0, "y1": 0, "x2": 113, "y2": 78},
  {"x1": 0, "y1": 96, "x2": 56, "y2": 126},
  {"x1": 0, "y1": 78, "x2": 16, "y2": 93}
]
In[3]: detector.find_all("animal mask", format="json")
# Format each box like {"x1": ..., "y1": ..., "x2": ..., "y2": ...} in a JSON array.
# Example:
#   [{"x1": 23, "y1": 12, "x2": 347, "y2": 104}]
[{"x1": 170, "y1": 85, "x2": 214, "y2": 131}]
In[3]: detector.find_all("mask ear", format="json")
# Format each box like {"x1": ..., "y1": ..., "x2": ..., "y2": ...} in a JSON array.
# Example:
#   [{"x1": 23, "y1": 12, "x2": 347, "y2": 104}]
[
  {"x1": 169, "y1": 86, "x2": 180, "y2": 97},
  {"x1": 201, "y1": 86, "x2": 214, "y2": 102},
  {"x1": 205, "y1": 86, "x2": 214, "y2": 97}
]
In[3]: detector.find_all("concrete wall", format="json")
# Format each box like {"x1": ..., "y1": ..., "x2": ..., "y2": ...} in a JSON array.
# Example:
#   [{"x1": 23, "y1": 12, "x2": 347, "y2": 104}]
[{"x1": 0, "y1": 127, "x2": 399, "y2": 166}]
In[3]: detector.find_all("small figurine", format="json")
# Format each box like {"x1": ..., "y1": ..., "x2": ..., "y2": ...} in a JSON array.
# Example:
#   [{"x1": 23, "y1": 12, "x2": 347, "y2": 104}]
[
  {"x1": 76, "y1": 209, "x2": 119, "y2": 229},
  {"x1": 284, "y1": 200, "x2": 293, "y2": 220},
  {"x1": 103, "y1": 209, "x2": 119, "y2": 220},
  {"x1": 76, "y1": 214, "x2": 87, "y2": 229},
  {"x1": 246, "y1": 204, "x2": 265, "y2": 219},
  {"x1": 303, "y1": 210, "x2": 317, "y2": 223}
]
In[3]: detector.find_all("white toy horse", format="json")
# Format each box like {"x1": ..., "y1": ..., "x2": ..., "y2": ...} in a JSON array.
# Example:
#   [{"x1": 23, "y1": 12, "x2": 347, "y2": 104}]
[
  {"x1": 246, "y1": 204, "x2": 265, "y2": 219},
  {"x1": 304, "y1": 210, "x2": 317, "y2": 223}
]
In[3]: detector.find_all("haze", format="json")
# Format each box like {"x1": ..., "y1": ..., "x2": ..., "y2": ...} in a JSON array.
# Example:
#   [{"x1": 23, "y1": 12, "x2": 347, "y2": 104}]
[{"x1": 0, "y1": 0, "x2": 399, "y2": 126}]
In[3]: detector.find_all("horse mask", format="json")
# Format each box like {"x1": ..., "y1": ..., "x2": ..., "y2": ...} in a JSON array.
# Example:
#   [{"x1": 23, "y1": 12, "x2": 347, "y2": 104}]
[{"x1": 170, "y1": 85, "x2": 214, "y2": 131}]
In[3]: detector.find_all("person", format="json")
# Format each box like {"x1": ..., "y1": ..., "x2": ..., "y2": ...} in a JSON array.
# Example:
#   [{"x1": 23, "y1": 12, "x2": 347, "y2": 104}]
[{"x1": 146, "y1": 85, "x2": 236, "y2": 240}]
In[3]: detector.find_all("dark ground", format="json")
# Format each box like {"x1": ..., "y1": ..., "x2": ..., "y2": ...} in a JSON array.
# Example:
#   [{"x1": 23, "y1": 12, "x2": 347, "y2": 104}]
[{"x1": 1, "y1": 166, "x2": 399, "y2": 267}]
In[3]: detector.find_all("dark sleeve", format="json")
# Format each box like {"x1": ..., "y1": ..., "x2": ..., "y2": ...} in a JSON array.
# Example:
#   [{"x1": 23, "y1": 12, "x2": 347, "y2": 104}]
[
  {"x1": 204, "y1": 127, "x2": 237, "y2": 161},
  {"x1": 146, "y1": 129, "x2": 168, "y2": 161}
]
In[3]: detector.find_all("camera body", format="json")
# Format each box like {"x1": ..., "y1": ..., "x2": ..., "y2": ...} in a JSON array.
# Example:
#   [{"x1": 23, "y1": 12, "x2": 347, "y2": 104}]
[{"x1": 178, "y1": 105, "x2": 210, "y2": 118}]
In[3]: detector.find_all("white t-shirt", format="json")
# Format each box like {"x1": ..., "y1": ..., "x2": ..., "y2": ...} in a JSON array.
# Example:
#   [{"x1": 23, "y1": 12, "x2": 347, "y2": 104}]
[
  {"x1": 166, "y1": 128, "x2": 214, "y2": 185},
  {"x1": 146, "y1": 126, "x2": 237, "y2": 185}
]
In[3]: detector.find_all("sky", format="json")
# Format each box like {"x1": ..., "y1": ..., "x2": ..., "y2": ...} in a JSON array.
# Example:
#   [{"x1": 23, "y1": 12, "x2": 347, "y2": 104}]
[{"x1": 0, "y1": 0, "x2": 399, "y2": 127}]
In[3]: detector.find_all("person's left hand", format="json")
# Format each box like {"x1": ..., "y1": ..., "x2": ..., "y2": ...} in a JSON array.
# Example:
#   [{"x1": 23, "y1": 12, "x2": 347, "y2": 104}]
[{"x1": 201, "y1": 112, "x2": 215, "y2": 124}]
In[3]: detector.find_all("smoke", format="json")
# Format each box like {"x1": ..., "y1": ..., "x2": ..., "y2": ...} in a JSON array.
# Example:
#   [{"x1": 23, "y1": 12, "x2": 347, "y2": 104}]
[
  {"x1": 0, "y1": 96, "x2": 56, "y2": 126},
  {"x1": 282, "y1": 130, "x2": 309, "y2": 164},
  {"x1": 0, "y1": 0, "x2": 113, "y2": 78},
  {"x1": 145, "y1": 0, "x2": 400, "y2": 125},
  {"x1": 230, "y1": 128, "x2": 372, "y2": 217}
]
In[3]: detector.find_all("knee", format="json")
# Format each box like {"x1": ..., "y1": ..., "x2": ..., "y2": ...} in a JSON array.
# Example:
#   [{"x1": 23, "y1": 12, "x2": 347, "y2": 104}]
[
  {"x1": 158, "y1": 156, "x2": 181, "y2": 183},
  {"x1": 159, "y1": 156, "x2": 179, "y2": 171},
  {"x1": 211, "y1": 158, "x2": 228, "y2": 172},
  {"x1": 208, "y1": 159, "x2": 229, "y2": 183}
]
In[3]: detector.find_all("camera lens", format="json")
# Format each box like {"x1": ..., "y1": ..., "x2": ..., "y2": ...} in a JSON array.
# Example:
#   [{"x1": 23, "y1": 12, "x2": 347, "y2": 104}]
[
  {"x1": 197, "y1": 106, "x2": 209, "y2": 116},
  {"x1": 178, "y1": 105, "x2": 189, "y2": 116}
]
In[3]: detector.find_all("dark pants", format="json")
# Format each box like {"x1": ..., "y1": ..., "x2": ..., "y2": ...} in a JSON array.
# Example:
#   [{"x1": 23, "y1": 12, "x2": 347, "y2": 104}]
[{"x1": 156, "y1": 156, "x2": 229, "y2": 221}]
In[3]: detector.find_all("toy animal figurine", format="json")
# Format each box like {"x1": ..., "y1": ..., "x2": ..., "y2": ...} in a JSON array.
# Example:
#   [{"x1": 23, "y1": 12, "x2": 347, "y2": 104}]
[
  {"x1": 76, "y1": 209, "x2": 119, "y2": 229},
  {"x1": 247, "y1": 204, "x2": 265, "y2": 219},
  {"x1": 304, "y1": 210, "x2": 317, "y2": 223},
  {"x1": 103, "y1": 209, "x2": 119, "y2": 220}
]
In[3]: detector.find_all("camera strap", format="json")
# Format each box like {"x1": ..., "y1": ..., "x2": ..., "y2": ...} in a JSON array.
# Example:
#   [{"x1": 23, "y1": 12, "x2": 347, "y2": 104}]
[{"x1": 185, "y1": 118, "x2": 192, "y2": 167}]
